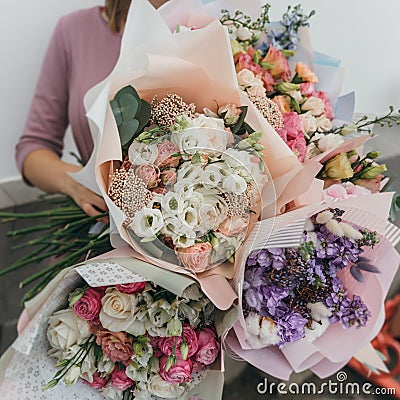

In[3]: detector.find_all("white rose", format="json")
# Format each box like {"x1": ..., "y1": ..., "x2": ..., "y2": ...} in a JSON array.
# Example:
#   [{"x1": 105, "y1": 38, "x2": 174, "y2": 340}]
[
  {"x1": 47, "y1": 309, "x2": 91, "y2": 351},
  {"x1": 222, "y1": 174, "x2": 247, "y2": 195},
  {"x1": 222, "y1": 148, "x2": 252, "y2": 169},
  {"x1": 101, "y1": 385, "x2": 124, "y2": 400},
  {"x1": 315, "y1": 133, "x2": 344, "y2": 152},
  {"x1": 237, "y1": 68, "x2": 256, "y2": 88},
  {"x1": 128, "y1": 141, "x2": 158, "y2": 165},
  {"x1": 148, "y1": 375, "x2": 185, "y2": 399},
  {"x1": 131, "y1": 207, "x2": 164, "y2": 238},
  {"x1": 306, "y1": 142, "x2": 321, "y2": 158},
  {"x1": 316, "y1": 115, "x2": 333, "y2": 132},
  {"x1": 99, "y1": 287, "x2": 138, "y2": 332},
  {"x1": 299, "y1": 112, "x2": 317, "y2": 134},
  {"x1": 197, "y1": 197, "x2": 227, "y2": 235},
  {"x1": 236, "y1": 26, "x2": 253, "y2": 41},
  {"x1": 245, "y1": 312, "x2": 280, "y2": 348},
  {"x1": 301, "y1": 96, "x2": 325, "y2": 116}
]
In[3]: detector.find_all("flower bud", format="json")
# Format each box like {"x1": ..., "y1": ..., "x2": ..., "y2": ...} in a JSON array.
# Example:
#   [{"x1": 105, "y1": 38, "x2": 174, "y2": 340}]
[
  {"x1": 365, "y1": 151, "x2": 380, "y2": 160},
  {"x1": 359, "y1": 164, "x2": 387, "y2": 179},
  {"x1": 64, "y1": 365, "x2": 81, "y2": 386},
  {"x1": 274, "y1": 82, "x2": 301, "y2": 94},
  {"x1": 165, "y1": 355, "x2": 175, "y2": 372},
  {"x1": 339, "y1": 125, "x2": 357, "y2": 136},
  {"x1": 42, "y1": 379, "x2": 59, "y2": 391},
  {"x1": 166, "y1": 318, "x2": 183, "y2": 337},
  {"x1": 68, "y1": 287, "x2": 85, "y2": 307},
  {"x1": 180, "y1": 341, "x2": 189, "y2": 360}
]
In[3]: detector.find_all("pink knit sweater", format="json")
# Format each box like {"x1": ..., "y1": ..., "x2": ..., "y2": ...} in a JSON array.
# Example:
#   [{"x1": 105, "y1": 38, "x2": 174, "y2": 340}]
[{"x1": 16, "y1": 7, "x2": 121, "y2": 172}]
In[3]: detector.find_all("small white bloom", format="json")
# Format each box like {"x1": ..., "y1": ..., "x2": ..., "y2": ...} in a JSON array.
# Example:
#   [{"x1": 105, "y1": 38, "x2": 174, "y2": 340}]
[
  {"x1": 128, "y1": 141, "x2": 158, "y2": 165},
  {"x1": 299, "y1": 112, "x2": 318, "y2": 134},
  {"x1": 147, "y1": 375, "x2": 185, "y2": 399},
  {"x1": 316, "y1": 115, "x2": 333, "y2": 132},
  {"x1": 126, "y1": 365, "x2": 148, "y2": 382},
  {"x1": 314, "y1": 132, "x2": 344, "y2": 152},
  {"x1": 64, "y1": 365, "x2": 81, "y2": 386},
  {"x1": 287, "y1": 90, "x2": 303, "y2": 103},
  {"x1": 131, "y1": 207, "x2": 164, "y2": 238},
  {"x1": 236, "y1": 26, "x2": 253, "y2": 41},
  {"x1": 222, "y1": 174, "x2": 247, "y2": 195},
  {"x1": 222, "y1": 148, "x2": 252, "y2": 169},
  {"x1": 97, "y1": 359, "x2": 115, "y2": 375},
  {"x1": 80, "y1": 347, "x2": 97, "y2": 383},
  {"x1": 161, "y1": 191, "x2": 180, "y2": 216},
  {"x1": 147, "y1": 299, "x2": 175, "y2": 328},
  {"x1": 191, "y1": 114, "x2": 225, "y2": 130},
  {"x1": 304, "y1": 317, "x2": 330, "y2": 342},
  {"x1": 301, "y1": 96, "x2": 325, "y2": 116},
  {"x1": 201, "y1": 164, "x2": 224, "y2": 189}
]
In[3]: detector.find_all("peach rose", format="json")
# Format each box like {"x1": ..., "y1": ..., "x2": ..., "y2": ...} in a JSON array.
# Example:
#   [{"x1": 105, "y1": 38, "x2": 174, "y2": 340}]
[
  {"x1": 155, "y1": 141, "x2": 181, "y2": 168},
  {"x1": 176, "y1": 242, "x2": 213, "y2": 273},
  {"x1": 96, "y1": 330, "x2": 134, "y2": 364},
  {"x1": 218, "y1": 215, "x2": 249, "y2": 237},
  {"x1": 272, "y1": 95, "x2": 291, "y2": 114},
  {"x1": 135, "y1": 164, "x2": 160, "y2": 188},
  {"x1": 160, "y1": 169, "x2": 177, "y2": 186},
  {"x1": 295, "y1": 62, "x2": 318, "y2": 83}
]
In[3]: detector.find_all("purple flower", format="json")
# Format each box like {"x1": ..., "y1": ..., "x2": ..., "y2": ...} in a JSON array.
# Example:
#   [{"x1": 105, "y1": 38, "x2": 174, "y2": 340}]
[{"x1": 277, "y1": 311, "x2": 308, "y2": 346}]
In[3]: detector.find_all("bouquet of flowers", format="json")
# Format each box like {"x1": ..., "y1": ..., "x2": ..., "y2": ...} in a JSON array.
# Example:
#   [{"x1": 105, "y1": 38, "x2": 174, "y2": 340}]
[
  {"x1": 107, "y1": 86, "x2": 267, "y2": 274},
  {"x1": 226, "y1": 193, "x2": 400, "y2": 379},
  {"x1": 0, "y1": 248, "x2": 235, "y2": 399}
]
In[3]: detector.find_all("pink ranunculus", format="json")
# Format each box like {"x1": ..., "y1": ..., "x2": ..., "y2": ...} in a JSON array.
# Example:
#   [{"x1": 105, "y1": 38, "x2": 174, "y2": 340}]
[
  {"x1": 235, "y1": 52, "x2": 262, "y2": 75},
  {"x1": 262, "y1": 45, "x2": 290, "y2": 81},
  {"x1": 155, "y1": 141, "x2": 181, "y2": 168},
  {"x1": 195, "y1": 327, "x2": 220, "y2": 366},
  {"x1": 159, "y1": 324, "x2": 198, "y2": 358},
  {"x1": 322, "y1": 184, "x2": 349, "y2": 201},
  {"x1": 300, "y1": 82, "x2": 315, "y2": 95},
  {"x1": 109, "y1": 366, "x2": 134, "y2": 391},
  {"x1": 96, "y1": 330, "x2": 134, "y2": 364},
  {"x1": 312, "y1": 90, "x2": 335, "y2": 120},
  {"x1": 115, "y1": 281, "x2": 146, "y2": 294},
  {"x1": 135, "y1": 164, "x2": 160, "y2": 188},
  {"x1": 83, "y1": 372, "x2": 108, "y2": 389},
  {"x1": 160, "y1": 169, "x2": 177, "y2": 186},
  {"x1": 176, "y1": 242, "x2": 213, "y2": 273},
  {"x1": 217, "y1": 215, "x2": 249, "y2": 237},
  {"x1": 159, "y1": 355, "x2": 193, "y2": 384},
  {"x1": 73, "y1": 287, "x2": 104, "y2": 321}
]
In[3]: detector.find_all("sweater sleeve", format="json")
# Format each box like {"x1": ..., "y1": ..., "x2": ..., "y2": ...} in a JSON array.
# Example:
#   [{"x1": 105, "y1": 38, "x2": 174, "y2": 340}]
[{"x1": 15, "y1": 17, "x2": 70, "y2": 174}]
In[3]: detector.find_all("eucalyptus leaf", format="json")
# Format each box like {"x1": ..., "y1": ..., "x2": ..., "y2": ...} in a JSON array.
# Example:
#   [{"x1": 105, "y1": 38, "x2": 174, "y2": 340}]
[
  {"x1": 115, "y1": 85, "x2": 140, "y2": 102},
  {"x1": 120, "y1": 119, "x2": 140, "y2": 146},
  {"x1": 110, "y1": 99, "x2": 123, "y2": 126},
  {"x1": 136, "y1": 99, "x2": 152, "y2": 132},
  {"x1": 119, "y1": 94, "x2": 139, "y2": 120}
]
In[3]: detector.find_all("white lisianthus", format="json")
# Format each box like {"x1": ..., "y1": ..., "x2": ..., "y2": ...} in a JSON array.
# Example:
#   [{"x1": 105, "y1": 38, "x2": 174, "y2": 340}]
[
  {"x1": 210, "y1": 231, "x2": 241, "y2": 264},
  {"x1": 316, "y1": 115, "x2": 333, "y2": 132},
  {"x1": 161, "y1": 191, "x2": 181, "y2": 216},
  {"x1": 222, "y1": 174, "x2": 247, "y2": 195},
  {"x1": 162, "y1": 216, "x2": 196, "y2": 248},
  {"x1": 201, "y1": 164, "x2": 224, "y2": 189},
  {"x1": 47, "y1": 309, "x2": 90, "y2": 351},
  {"x1": 176, "y1": 162, "x2": 203, "y2": 183},
  {"x1": 299, "y1": 111, "x2": 318, "y2": 134},
  {"x1": 133, "y1": 342, "x2": 154, "y2": 368},
  {"x1": 171, "y1": 128, "x2": 208, "y2": 157},
  {"x1": 301, "y1": 96, "x2": 325, "y2": 116},
  {"x1": 128, "y1": 141, "x2": 158, "y2": 165},
  {"x1": 148, "y1": 375, "x2": 186, "y2": 399},
  {"x1": 79, "y1": 347, "x2": 97, "y2": 383},
  {"x1": 126, "y1": 365, "x2": 148, "y2": 382},
  {"x1": 237, "y1": 68, "x2": 256, "y2": 88},
  {"x1": 204, "y1": 128, "x2": 228, "y2": 156},
  {"x1": 101, "y1": 385, "x2": 124, "y2": 400},
  {"x1": 147, "y1": 299, "x2": 174, "y2": 328},
  {"x1": 313, "y1": 132, "x2": 344, "y2": 152},
  {"x1": 247, "y1": 83, "x2": 266, "y2": 97},
  {"x1": 222, "y1": 148, "x2": 252, "y2": 169},
  {"x1": 245, "y1": 312, "x2": 280, "y2": 348},
  {"x1": 97, "y1": 359, "x2": 115, "y2": 375},
  {"x1": 177, "y1": 206, "x2": 198, "y2": 229},
  {"x1": 131, "y1": 207, "x2": 164, "y2": 238},
  {"x1": 99, "y1": 288, "x2": 138, "y2": 332}
]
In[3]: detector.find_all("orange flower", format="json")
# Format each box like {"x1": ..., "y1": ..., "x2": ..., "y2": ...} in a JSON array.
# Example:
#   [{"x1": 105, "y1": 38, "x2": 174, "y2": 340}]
[
  {"x1": 262, "y1": 45, "x2": 290, "y2": 81},
  {"x1": 295, "y1": 62, "x2": 318, "y2": 83},
  {"x1": 272, "y1": 95, "x2": 291, "y2": 114}
]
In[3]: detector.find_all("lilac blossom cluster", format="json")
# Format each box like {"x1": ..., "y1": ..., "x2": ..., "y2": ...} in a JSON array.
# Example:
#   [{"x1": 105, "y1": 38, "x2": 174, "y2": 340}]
[{"x1": 243, "y1": 210, "x2": 378, "y2": 347}]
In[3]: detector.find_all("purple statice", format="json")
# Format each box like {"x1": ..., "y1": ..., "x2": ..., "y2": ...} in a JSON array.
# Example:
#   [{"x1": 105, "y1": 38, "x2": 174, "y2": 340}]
[{"x1": 276, "y1": 311, "x2": 308, "y2": 347}]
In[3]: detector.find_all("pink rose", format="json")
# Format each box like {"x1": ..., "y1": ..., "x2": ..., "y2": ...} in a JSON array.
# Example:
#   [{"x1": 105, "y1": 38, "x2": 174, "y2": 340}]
[
  {"x1": 73, "y1": 287, "x2": 104, "y2": 321},
  {"x1": 176, "y1": 242, "x2": 212, "y2": 273},
  {"x1": 278, "y1": 112, "x2": 307, "y2": 162},
  {"x1": 217, "y1": 215, "x2": 249, "y2": 237},
  {"x1": 155, "y1": 141, "x2": 181, "y2": 168},
  {"x1": 115, "y1": 281, "x2": 146, "y2": 294},
  {"x1": 83, "y1": 372, "x2": 108, "y2": 389},
  {"x1": 312, "y1": 91, "x2": 335, "y2": 120},
  {"x1": 262, "y1": 45, "x2": 290, "y2": 81},
  {"x1": 152, "y1": 186, "x2": 168, "y2": 195},
  {"x1": 287, "y1": 135, "x2": 307, "y2": 162},
  {"x1": 260, "y1": 69, "x2": 276, "y2": 93},
  {"x1": 300, "y1": 82, "x2": 315, "y2": 95},
  {"x1": 96, "y1": 331, "x2": 134, "y2": 364},
  {"x1": 159, "y1": 324, "x2": 198, "y2": 358},
  {"x1": 135, "y1": 164, "x2": 160, "y2": 188},
  {"x1": 159, "y1": 355, "x2": 193, "y2": 384},
  {"x1": 195, "y1": 328, "x2": 220, "y2": 366},
  {"x1": 160, "y1": 169, "x2": 177, "y2": 186},
  {"x1": 109, "y1": 366, "x2": 134, "y2": 391},
  {"x1": 235, "y1": 52, "x2": 262, "y2": 75}
]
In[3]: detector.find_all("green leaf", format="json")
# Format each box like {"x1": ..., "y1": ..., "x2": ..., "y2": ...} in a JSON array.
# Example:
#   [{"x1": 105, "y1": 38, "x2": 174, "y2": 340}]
[
  {"x1": 115, "y1": 85, "x2": 140, "y2": 102},
  {"x1": 110, "y1": 99, "x2": 123, "y2": 126},
  {"x1": 119, "y1": 119, "x2": 139, "y2": 146},
  {"x1": 119, "y1": 94, "x2": 139, "y2": 120},
  {"x1": 231, "y1": 106, "x2": 248, "y2": 135}
]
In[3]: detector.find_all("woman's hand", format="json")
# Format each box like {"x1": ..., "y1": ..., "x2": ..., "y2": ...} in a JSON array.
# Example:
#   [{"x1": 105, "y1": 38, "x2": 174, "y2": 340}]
[{"x1": 22, "y1": 149, "x2": 109, "y2": 221}]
